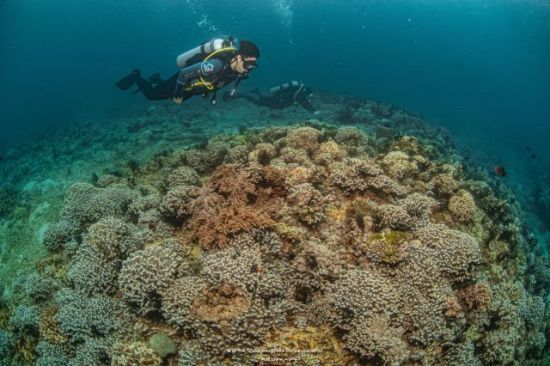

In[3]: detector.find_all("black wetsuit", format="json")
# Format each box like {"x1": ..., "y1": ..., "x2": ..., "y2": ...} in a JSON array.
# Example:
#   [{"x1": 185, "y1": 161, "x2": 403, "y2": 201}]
[
  {"x1": 124, "y1": 57, "x2": 244, "y2": 103},
  {"x1": 233, "y1": 83, "x2": 315, "y2": 113}
]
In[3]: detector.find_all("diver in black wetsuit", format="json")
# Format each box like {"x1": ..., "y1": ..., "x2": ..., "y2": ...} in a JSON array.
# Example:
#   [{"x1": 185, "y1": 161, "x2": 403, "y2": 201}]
[
  {"x1": 116, "y1": 37, "x2": 260, "y2": 105},
  {"x1": 225, "y1": 81, "x2": 316, "y2": 113}
]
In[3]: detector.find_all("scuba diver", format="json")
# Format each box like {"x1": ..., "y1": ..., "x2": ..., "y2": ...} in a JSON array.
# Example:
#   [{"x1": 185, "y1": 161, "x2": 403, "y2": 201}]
[
  {"x1": 116, "y1": 37, "x2": 260, "y2": 105},
  {"x1": 225, "y1": 81, "x2": 316, "y2": 113}
]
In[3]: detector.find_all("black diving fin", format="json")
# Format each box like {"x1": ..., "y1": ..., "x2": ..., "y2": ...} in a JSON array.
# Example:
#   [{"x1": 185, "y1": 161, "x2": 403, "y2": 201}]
[
  {"x1": 115, "y1": 69, "x2": 141, "y2": 90},
  {"x1": 115, "y1": 74, "x2": 135, "y2": 90}
]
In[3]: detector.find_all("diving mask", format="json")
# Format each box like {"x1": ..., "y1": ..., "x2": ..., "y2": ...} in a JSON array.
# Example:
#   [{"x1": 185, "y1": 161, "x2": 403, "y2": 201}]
[{"x1": 243, "y1": 59, "x2": 258, "y2": 71}]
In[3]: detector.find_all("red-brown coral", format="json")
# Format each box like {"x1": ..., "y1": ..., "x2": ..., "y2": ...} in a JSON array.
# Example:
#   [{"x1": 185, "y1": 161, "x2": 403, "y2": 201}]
[
  {"x1": 457, "y1": 282, "x2": 493, "y2": 311},
  {"x1": 186, "y1": 164, "x2": 285, "y2": 250}
]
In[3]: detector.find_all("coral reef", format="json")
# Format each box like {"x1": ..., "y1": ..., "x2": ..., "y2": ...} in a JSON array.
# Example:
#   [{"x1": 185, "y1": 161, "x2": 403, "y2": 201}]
[
  {"x1": 0, "y1": 329, "x2": 15, "y2": 360},
  {"x1": 9, "y1": 305, "x2": 39, "y2": 337},
  {"x1": 448, "y1": 189, "x2": 477, "y2": 223},
  {"x1": 54, "y1": 288, "x2": 120, "y2": 341},
  {"x1": 111, "y1": 341, "x2": 161, "y2": 366},
  {"x1": 118, "y1": 239, "x2": 186, "y2": 316},
  {"x1": 1, "y1": 98, "x2": 548, "y2": 365}
]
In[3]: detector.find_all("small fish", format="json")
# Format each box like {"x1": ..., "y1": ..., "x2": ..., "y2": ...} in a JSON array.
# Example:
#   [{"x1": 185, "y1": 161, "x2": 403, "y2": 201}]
[
  {"x1": 525, "y1": 146, "x2": 531, "y2": 151},
  {"x1": 531, "y1": 154, "x2": 536, "y2": 159},
  {"x1": 495, "y1": 165, "x2": 506, "y2": 177}
]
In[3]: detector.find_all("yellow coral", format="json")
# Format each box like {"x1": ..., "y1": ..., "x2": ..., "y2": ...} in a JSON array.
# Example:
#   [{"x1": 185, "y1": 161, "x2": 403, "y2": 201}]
[
  {"x1": 381, "y1": 151, "x2": 417, "y2": 180},
  {"x1": 248, "y1": 143, "x2": 277, "y2": 165},
  {"x1": 313, "y1": 140, "x2": 346, "y2": 165},
  {"x1": 390, "y1": 136, "x2": 423, "y2": 156},
  {"x1": 275, "y1": 223, "x2": 306, "y2": 244},
  {"x1": 286, "y1": 127, "x2": 321, "y2": 153},
  {"x1": 365, "y1": 231, "x2": 410, "y2": 264},
  {"x1": 448, "y1": 189, "x2": 476, "y2": 223},
  {"x1": 287, "y1": 166, "x2": 314, "y2": 186},
  {"x1": 39, "y1": 306, "x2": 68, "y2": 345},
  {"x1": 326, "y1": 204, "x2": 348, "y2": 223},
  {"x1": 263, "y1": 326, "x2": 356, "y2": 366},
  {"x1": 432, "y1": 173, "x2": 459, "y2": 197},
  {"x1": 111, "y1": 341, "x2": 162, "y2": 366}
]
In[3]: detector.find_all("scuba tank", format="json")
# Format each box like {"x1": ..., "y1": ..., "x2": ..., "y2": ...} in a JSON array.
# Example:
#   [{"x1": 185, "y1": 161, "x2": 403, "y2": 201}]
[
  {"x1": 176, "y1": 37, "x2": 239, "y2": 68},
  {"x1": 269, "y1": 80, "x2": 301, "y2": 94}
]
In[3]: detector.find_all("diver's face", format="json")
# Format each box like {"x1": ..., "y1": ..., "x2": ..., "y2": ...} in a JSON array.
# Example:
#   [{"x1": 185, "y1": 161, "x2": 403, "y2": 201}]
[{"x1": 231, "y1": 55, "x2": 258, "y2": 74}]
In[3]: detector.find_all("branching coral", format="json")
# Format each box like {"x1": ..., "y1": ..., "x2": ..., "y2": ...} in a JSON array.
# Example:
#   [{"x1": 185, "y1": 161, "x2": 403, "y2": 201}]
[
  {"x1": 346, "y1": 314, "x2": 409, "y2": 365},
  {"x1": 60, "y1": 183, "x2": 139, "y2": 230},
  {"x1": 160, "y1": 184, "x2": 197, "y2": 222},
  {"x1": 248, "y1": 142, "x2": 278, "y2": 165},
  {"x1": 381, "y1": 150, "x2": 417, "y2": 180},
  {"x1": 414, "y1": 223, "x2": 481, "y2": 281},
  {"x1": 334, "y1": 127, "x2": 367, "y2": 148},
  {"x1": 23, "y1": 272, "x2": 59, "y2": 302},
  {"x1": 186, "y1": 165, "x2": 284, "y2": 250},
  {"x1": 24, "y1": 121, "x2": 549, "y2": 365},
  {"x1": 448, "y1": 189, "x2": 477, "y2": 223},
  {"x1": 9, "y1": 305, "x2": 39, "y2": 337},
  {"x1": 83, "y1": 216, "x2": 134, "y2": 261},
  {"x1": 165, "y1": 166, "x2": 201, "y2": 189},
  {"x1": 68, "y1": 241, "x2": 121, "y2": 296},
  {"x1": 313, "y1": 140, "x2": 346, "y2": 165},
  {"x1": 329, "y1": 157, "x2": 383, "y2": 193},
  {"x1": 456, "y1": 282, "x2": 493, "y2": 311},
  {"x1": 35, "y1": 341, "x2": 69, "y2": 366},
  {"x1": 364, "y1": 230, "x2": 410, "y2": 264},
  {"x1": 373, "y1": 204, "x2": 415, "y2": 231},
  {"x1": 431, "y1": 172, "x2": 459, "y2": 197},
  {"x1": 286, "y1": 127, "x2": 321, "y2": 153},
  {"x1": 42, "y1": 219, "x2": 76, "y2": 252},
  {"x1": 111, "y1": 341, "x2": 161, "y2": 366},
  {"x1": 0, "y1": 329, "x2": 15, "y2": 361},
  {"x1": 287, "y1": 183, "x2": 326, "y2": 226},
  {"x1": 54, "y1": 288, "x2": 119, "y2": 342},
  {"x1": 118, "y1": 239, "x2": 186, "y2": 316},
  {"x1": 160, "y1": 276, "x2": 206, "y2": 331}
]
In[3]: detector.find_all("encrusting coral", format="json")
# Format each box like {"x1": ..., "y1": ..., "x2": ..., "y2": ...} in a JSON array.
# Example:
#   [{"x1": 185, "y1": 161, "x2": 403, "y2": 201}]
[{"x1": 2, "y1": 115, "x2": 548, "y2": 366}]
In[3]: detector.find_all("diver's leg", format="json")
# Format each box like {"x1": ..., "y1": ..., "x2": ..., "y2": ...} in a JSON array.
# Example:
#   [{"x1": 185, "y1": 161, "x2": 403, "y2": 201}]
[
  {"x1": 115, "y1": 69, "x2": 141, "y2": 90},
  {"x1": 236, "y1": 93, "x2": 263, "y2": 106},
  {"x1": 148, "y1": 72, "x2": 164, "y2": 86},
  {"x1": 135, "y1": 72, "x2": 178, "y2": 101}
]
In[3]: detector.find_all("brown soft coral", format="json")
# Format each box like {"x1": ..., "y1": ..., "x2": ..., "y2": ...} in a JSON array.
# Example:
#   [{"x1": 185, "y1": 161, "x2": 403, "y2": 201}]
[
  {"x1": 191, "y1": 283, "x2": 251, "y2": 323},
  {"x1": 457, "y1": 282, "x2": 493, "y2": 311},
  {"x1": 186, "y1": 165, "x2": 284, "y2": 250}
]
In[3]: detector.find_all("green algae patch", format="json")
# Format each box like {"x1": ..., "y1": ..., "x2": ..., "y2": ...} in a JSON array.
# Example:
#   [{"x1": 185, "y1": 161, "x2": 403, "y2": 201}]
[
  {"x1": 364, "y1": 230, "x2": 410, "y2": 264},
  {"x1": 149, "y1": 333, "x2": 177, "y2": 358}
]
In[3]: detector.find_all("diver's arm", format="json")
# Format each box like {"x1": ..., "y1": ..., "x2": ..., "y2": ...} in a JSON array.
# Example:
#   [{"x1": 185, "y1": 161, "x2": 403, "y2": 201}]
[
  {"x1": 223, "y1": 75, "x2": 248, "y2": 102},
  {"x1": 297, "y1": 96, "x2": 316, "y2": 113}
]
